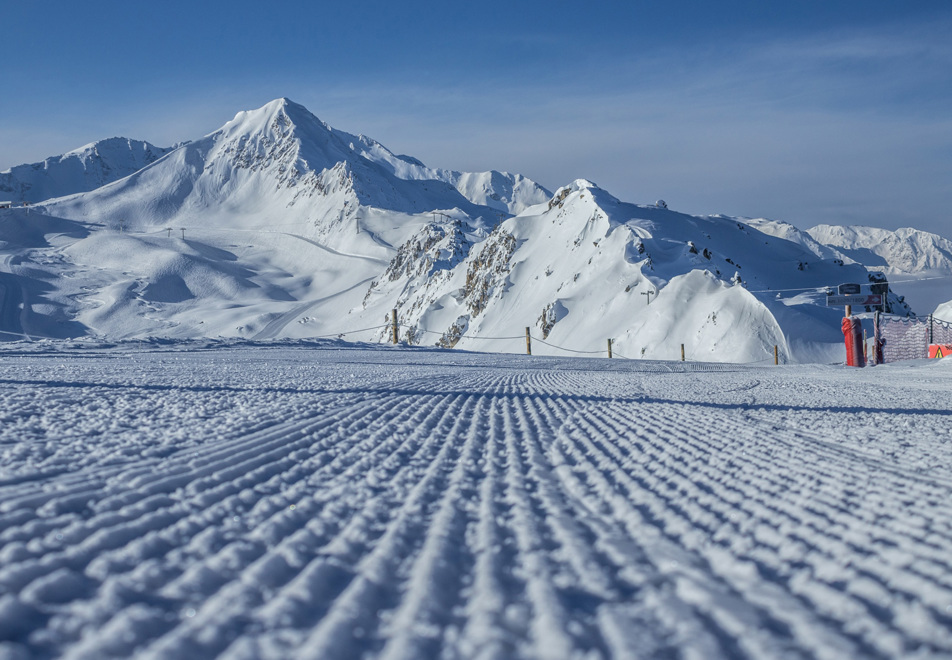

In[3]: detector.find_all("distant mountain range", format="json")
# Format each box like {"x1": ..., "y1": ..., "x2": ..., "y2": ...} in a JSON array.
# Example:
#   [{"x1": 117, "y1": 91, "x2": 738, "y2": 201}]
[
  {"x1": 0, "y1": 138, "x2": 175, "y2": 204},
  {"x1": 743, "y1": 218, "x2": 952, "y2": 278},
  {"x1": 807, "y1": 224, "x2": 952, "y2": 277},
  {"x1": 2, "y1": 98, "x2": 945, "y2": 362},
  {"x1": 741, "y1": 218, "x2": 952, "y2": 315}
]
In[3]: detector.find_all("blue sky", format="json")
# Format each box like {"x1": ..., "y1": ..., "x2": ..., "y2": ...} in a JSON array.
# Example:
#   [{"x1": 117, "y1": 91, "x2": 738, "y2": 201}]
[{"x1": 1, "y1": 1, "x2": 950, "y2": 233}]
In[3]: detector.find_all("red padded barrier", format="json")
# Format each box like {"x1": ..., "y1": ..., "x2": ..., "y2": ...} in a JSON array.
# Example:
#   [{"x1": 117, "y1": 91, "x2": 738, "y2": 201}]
[{"x1": 842, "y1": 317, "x2": 865, "y2": 367}]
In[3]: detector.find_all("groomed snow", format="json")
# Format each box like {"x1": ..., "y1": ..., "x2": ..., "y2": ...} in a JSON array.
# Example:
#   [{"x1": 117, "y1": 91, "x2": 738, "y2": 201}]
[{"x1": 2, "y1": 341, "x2": 952, "y2": 659}]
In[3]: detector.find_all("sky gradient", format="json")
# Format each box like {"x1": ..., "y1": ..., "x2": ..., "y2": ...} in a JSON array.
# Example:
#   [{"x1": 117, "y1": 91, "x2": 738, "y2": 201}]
[{"x1": 2, "y1": 1, "x2": 950, "y2": 234}]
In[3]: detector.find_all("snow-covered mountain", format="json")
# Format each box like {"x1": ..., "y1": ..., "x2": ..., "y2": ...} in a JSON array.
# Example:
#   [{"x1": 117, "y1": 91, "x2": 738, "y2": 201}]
[
  {"x1": 0, "y1": 137, "x2": 175, "y2": 204},
  {"x1": 361, "y1": 180, "x2": 909, "y2": 363},
  {"x1": 47, "y1": 99, "x2": 548, "y2": 241},
  {"x1": 807, "y1": 225, "x2": 952, "y2": 276},
  {"x1": 0, "y1": 99, "x2": 551, "y2": 342},
  {"x1": 735, "y1": 218, "x2": 952, "y2": 277},
  {"x1": 0, "y1": 99, "x2": 912, "y2": 362}
]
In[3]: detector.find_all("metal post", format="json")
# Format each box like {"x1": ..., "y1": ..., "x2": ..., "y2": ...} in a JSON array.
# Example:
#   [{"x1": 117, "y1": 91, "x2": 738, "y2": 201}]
[
  {"x1": 391, "y1": 309, "x2": 398, "y2": 345},
  {"x1": 525, "y1": 327, "x2": 532, "y2": 355},
  {"x1": 845, "y1": 304, "x2": 852, "y2": 318},
  {"x1": 180, "y1": 228, "x2": 186, "y2": 240},
  {"x1": 930, "y1": 314, "x2": 934, "y2": 345}
]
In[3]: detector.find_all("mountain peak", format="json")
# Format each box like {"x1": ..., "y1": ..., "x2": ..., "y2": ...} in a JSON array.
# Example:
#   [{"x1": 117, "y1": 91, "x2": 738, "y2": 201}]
[
  {"x1": 215, "y1": 97, "x2": 334, "y2": 142},
  {"x1": 208, "y1": 98, "x2": 347, "y2": 175},
  {"x1": 65, "y1": 136, "x2": 138, "y2": 157},
  {"x1": 259, "y1": 97, "x2": 312, "y2": 120},
  {"x1": 223, "y1": 97, "x2": 289, "y2": 125}
]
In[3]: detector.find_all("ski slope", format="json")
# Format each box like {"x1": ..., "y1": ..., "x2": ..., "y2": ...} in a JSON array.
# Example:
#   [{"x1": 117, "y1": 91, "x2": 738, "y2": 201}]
[{"x1": 2, "y1": 341, "x2": 952, "y2": 659}]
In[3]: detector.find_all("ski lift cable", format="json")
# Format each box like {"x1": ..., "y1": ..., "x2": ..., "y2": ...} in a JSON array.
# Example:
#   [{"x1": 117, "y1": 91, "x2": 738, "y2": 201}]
[
  {"x1": 310, "y1": 323, "x2": 391, "y2": 338},
  {"x1": 399, "y1": 323, "x2": 607, "y2": 350},
  {"x1": 0, "y1": 328, "x2": 61, "y2": 341},
  {"x1": 747, "y1": 273, "x2": 952, "y2": 294},
  {"x1": 873, "y1": 273, "x2": 952, "y2": 285},
  {"x1": 399, "y1": 325, "x2": 524, "y2": 341}
]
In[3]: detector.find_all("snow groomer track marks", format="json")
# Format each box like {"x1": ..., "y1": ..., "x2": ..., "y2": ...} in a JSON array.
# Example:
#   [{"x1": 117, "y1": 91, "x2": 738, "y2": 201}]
[{"x1": 1, "y1": 341, "x2": 952, "y2": 659}]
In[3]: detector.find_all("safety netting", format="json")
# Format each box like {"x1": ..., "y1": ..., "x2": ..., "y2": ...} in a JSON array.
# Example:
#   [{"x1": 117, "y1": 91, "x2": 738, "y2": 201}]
[{"x1": 878, "y1": 314, "x2": 952, "y2": 363}]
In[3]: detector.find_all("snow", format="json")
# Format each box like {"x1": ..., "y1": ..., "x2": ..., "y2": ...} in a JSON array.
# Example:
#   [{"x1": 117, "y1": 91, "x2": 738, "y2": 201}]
[{"x1": 1, "y1": 340, "x2": 952, "y2": 659}]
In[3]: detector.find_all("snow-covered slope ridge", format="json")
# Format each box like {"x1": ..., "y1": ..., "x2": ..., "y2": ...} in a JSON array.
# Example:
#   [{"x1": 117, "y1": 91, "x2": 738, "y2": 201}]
[
  {"x1": 0, "y1": 137, "x2": 174, "y2": 204},
  {"x1": 361, "y1": 180, "x2": 905, "y2": 363},
  {"x1": 808, "y1": 224, "x2": 952, "y2": 275}
]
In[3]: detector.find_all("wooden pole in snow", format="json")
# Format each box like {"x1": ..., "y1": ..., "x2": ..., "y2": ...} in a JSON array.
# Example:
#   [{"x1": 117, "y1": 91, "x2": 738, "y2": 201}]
[
  {"x1": 681, "y1": 344, "x2": 685, "y2": 361},
  {"x1": 607, "y1": 338, "x2": 613, "y2": 359},
  {"x1": 774, "y1": 345, "x2": 779, "y2": 365},
  {"x1": 391, "y1": 309, "x2": 398, "y2": 345},
  {"x1": 525, "y1": 327, "x2": 532, "y2": 355}
]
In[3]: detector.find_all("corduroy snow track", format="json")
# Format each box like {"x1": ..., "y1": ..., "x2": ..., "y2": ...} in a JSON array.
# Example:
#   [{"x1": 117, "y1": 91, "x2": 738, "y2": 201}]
[{"x1": 1, "y1": 340, "x2": 951, "y2": 659}]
